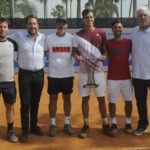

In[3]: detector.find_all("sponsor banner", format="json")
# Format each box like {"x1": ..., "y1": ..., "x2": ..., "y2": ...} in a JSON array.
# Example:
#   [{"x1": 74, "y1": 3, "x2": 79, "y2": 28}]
[{"x1": 10, "y1": 28, "x2": 132, "y2": 72}]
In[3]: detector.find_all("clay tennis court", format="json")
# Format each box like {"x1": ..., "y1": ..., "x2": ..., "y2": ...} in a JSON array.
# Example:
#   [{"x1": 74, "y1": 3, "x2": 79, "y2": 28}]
[{"x1": 0, "y1": 73, "x2": 150, "y2": 150}]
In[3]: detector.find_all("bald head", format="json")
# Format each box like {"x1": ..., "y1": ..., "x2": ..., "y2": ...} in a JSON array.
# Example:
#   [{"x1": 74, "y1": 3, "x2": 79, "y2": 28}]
[
  {"x1": 136, "y1": 7, "x2": 149, "y2": 17},
  {"x1": 136, "y1": 7, "x2": 150, "y2": 30}
]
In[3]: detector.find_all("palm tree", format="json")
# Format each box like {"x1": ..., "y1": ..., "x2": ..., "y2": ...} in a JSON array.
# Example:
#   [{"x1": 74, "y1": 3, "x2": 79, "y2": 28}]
[
  {"x1": 111, "y1": 0, "x2": 119, "y2": 17},
  {"x1": 9, "y1": 0, "x2": 14, "y2": 18},
  {"x1": 37, "y1": 0, "x2": 48, "y2": 18},
  {"x1": 0, "y1": 0, "x2": 36, "y2": 18},
  {"x1": 148, "y1": 0, "x2": 150, "y2": 10},
  {"x1": 85, "y1": 0, "x2": 94, "y2": 9},
  {"x1": 62, "y1": 0, "x2": 68, "y2": 18},
  {"x1": 51, "y1": 4, "x2": 66, "y2": 18},
  {"x1": 128, "y1": 0, "x2": 137, "y2": 18},
  {"x1": 14, "y1": 0, "x2": 37, "y2": 17},
  {"x1": 129, "y1": 0, "x2": 132, "y2": 18},
  {"x1": 62, "y1": 0, "x2": 73, "y2": 18},
  {"x1": 120, "y1": 0, "x2": 122, "y2": 17},
  {"x1": 77, "y1": 0, "x2": 81, "y2": 18},
  {"x1": 0, "y1": 0, "x2": 9, "y2": 17},
  {"x1": 133, "y1": 0, "x2": 137, "y2": 18},
  {"x1": 85, "y1": 0, "x2": 119, "y2": 18},
  {"x1": 70, "y1": 0, "x2": 73, "y2": 18}
]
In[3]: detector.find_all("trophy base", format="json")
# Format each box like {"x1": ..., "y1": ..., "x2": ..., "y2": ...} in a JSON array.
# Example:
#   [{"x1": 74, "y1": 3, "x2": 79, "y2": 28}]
[{"x1": 83, "y1": 84, "x2": 99, "y2": 88}]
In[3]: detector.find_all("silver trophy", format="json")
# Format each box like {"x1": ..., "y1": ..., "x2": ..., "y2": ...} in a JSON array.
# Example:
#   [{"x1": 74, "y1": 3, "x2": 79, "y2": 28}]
[{"x1": 82, "y1": 58, "x2": 99, "y2": 88}]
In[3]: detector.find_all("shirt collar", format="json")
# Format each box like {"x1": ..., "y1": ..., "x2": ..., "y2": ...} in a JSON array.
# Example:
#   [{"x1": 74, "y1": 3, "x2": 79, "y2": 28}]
[
  {"x1": 25, "y1": 31, "x2": 41, "y2": 37},
  {"x1": 138, "y1": 26, "x2": 150, "y2": 33}
]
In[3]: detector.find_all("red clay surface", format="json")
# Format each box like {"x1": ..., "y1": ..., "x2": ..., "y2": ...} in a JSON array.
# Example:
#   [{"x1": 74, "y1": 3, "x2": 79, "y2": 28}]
[{"x1": 0, "y1": 73, "x2": 150, "y2": 150}]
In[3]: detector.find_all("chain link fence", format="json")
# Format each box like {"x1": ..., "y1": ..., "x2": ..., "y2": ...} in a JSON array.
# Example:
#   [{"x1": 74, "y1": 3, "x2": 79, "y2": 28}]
[{"x1": 8, "y1": 18, "x2": 138, "y2": 29}]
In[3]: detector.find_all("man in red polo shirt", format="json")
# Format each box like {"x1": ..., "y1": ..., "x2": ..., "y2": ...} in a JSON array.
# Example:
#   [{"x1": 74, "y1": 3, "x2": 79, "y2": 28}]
[
  {"x1": 106, "y1": 19, "x2": 133, "y2": 136},
  {"x1": 73, "y1": 9, "x2": 113, "y2": 138}
]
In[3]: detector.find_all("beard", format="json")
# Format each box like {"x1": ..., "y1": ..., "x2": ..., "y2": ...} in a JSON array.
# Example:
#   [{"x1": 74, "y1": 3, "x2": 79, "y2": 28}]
[
  {"x1": 0, "y1": 34, "x2": 6, "y2": 40},
  {"x1": 114, "y1": 32, "x2": 122, "y2": 38},
  {"x1": 28, "y1": 29, "x2": 37, "y2": 36},
  {"x1": 57, "y1": 28, "x2": 66, "y2": 35}
]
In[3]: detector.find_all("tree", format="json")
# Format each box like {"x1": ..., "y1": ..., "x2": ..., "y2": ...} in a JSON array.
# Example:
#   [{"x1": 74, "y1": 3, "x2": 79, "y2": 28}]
[
  {"x1": 111, "y1": 0, "x2": 119, "y2": 17},
  {"x1": 77, "y1": 0, "x2": 81, "y2": 18},
  {"x1": 70, "y1": 0, "x2": 73, "y2": 18},
  {"x1": 133, "y1": 0, "x2": 137, "y2": 18},
  {"x1": 148, "y1": 0, "x2": 150, "y2": 10},
  {"x1": 85, "y1": 0, "x2": 119, "y2": 18},
  {"x1": 128, "y1": 0, "x2": 137, "y2": 18},
  {"x1": 62, "y1": 0, "x2": 68, "y2": 18},
  {"x1": 9, "y1": 0, "x2": 14, "y2": 18},
  {"x1": 14, "y1": 0, "x2": 37, "y2": 17},
  {"x1": 51, "y1": 4, "x2": 66, "y2": 18},
  {"x1": 62, "y1": 0, "x2": 74, "y2": 18},
  {"x1": 129, "y1": 0, "x2": 132, "y2": 18},
  {"x1": 0, "y1": 0, "x2": 36, "y2": 18},
  {"x1": 37, "y1": 0, "x2": 48, "y2": 18},
  {"x1": 0, "y1": 0, "x2": 9, "y2": 17}
]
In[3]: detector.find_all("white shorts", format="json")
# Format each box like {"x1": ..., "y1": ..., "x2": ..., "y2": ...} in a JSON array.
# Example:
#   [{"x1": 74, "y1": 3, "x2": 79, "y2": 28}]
[
  {"x1": 107, "y1": 79, "x2": 133, "y2": 103},
  {"x1": 78, "y1": 72, "x2": 106, "y2": 97}
]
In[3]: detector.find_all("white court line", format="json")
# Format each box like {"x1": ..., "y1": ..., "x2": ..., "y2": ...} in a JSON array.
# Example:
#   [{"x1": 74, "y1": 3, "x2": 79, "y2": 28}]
[{"x1": 125, "y1": 147, "x2": 150, "y2": 150}]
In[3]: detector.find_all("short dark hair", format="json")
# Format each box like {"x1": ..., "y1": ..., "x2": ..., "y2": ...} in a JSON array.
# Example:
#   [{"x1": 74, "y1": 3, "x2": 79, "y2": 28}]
[
  {"x1": 82, "y1": 9, "x2": 94, "y2": 18},
  {"x1": 25, "y1": 14, "x2": 38, "y2": 24},
  {"x1": 0, "y1": 18, "x2": 9, "y2": 25},
  {"x1": 112, "y1": 19, "x2": 123, "y2": 27}
]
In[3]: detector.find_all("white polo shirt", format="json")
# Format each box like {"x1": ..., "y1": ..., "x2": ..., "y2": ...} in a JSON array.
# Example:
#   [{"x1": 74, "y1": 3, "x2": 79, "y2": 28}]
[
  {"x1": 10, "y1": 31, "x2": 46, "y2": 71},
  {"x1": 131, "y1": 26, "x2": 150, "y2": 80},
  {"x1": 46, "y1": 32, "x2": 74, "y2": 78}
]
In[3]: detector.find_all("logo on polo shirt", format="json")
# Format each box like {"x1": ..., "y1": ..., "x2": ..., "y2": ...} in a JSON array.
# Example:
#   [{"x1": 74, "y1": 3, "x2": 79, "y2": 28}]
[
  {"x1": 52, "y1": 46, "x2": 71, "y2": 52},
  {"x1": 112, "y1": 48, "x2": 120, "y2": 55}
]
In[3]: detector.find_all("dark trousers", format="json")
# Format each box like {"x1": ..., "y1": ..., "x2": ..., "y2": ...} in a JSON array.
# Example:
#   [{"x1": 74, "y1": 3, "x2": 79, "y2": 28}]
[
  {"x1": 18, "y1": 68, "x2": 44, "y2": 133},
  {"x1": 132, "y1": 78, "x2": 150, "y2": 128}
]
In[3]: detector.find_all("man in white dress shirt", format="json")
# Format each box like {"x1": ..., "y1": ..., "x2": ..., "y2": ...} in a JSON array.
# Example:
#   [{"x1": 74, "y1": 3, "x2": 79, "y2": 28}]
[
  {"x1": 10, "y1": 15, "x2": 46, "y2": 142},
  {"x1": 131, "y1": 7, "x2": 150, "y2": 136}
]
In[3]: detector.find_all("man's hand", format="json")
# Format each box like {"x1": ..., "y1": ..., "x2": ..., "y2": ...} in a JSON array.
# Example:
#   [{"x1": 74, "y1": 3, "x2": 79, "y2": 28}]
[
  {"x1": 76, "y1": 55, "x2": 82, "y2": 63},
  {"x1": 98, "y1": 55, "x2": 106, "y2": 62}
]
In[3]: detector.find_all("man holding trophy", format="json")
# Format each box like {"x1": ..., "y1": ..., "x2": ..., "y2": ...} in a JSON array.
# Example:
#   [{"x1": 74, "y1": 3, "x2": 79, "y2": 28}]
[{"x1": 72, "y1": 9, "x2": 113, "y2": 138}]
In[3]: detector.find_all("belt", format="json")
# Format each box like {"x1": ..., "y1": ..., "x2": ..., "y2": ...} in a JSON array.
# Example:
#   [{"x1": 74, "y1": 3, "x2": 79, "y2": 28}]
[{"x1": 19, "y1": 68, "x2": 43, "y2": 73}]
